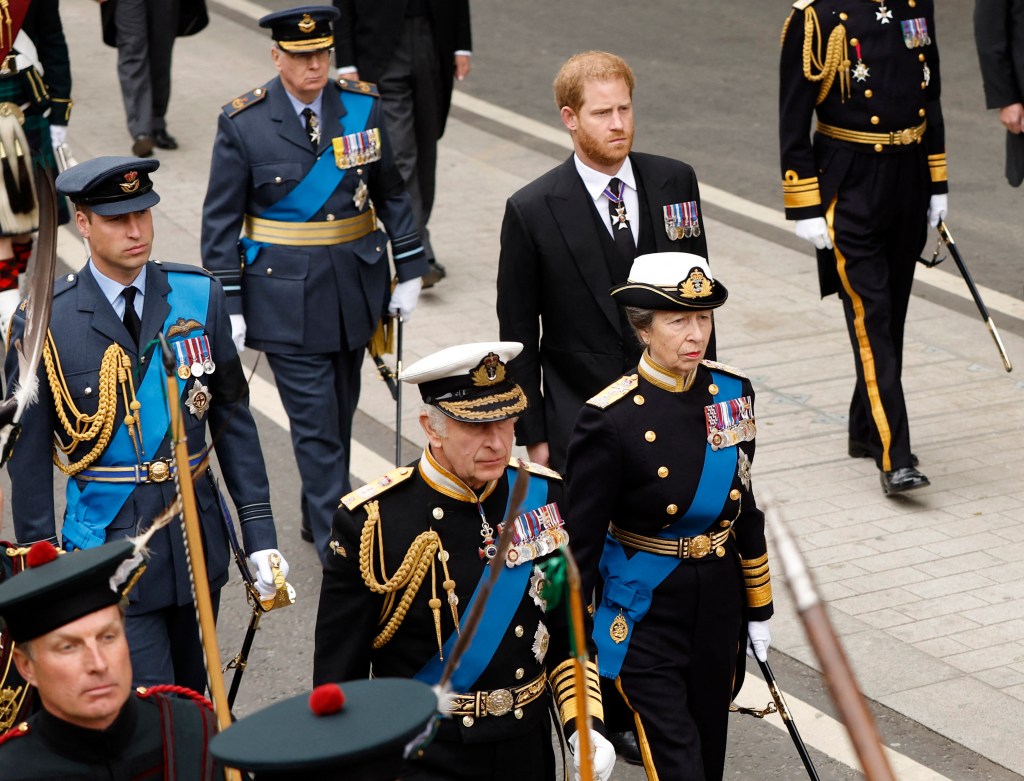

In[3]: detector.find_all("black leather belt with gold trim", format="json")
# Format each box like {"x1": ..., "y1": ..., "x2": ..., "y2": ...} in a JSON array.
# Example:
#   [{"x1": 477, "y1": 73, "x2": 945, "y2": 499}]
[
  {"x1": 610, "y1": 524, "x2": 732, "y2": 559},
  {"x1": 447, "y1": 671, "x2": 547, "y2": 719},
  {"x1": 816, "y1": 119, "x2": 927, "y2": 147}
]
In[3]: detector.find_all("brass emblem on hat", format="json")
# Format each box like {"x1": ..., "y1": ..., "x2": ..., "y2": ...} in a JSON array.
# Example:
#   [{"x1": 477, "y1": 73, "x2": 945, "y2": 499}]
[
  {"x1": 679, "y1": 268, "x2": 713, "y2": 299},
  {"x1": 470, "y1": 352, "x2": 506, "y2": 386},
  {"x1": 610, "y1": 612, "x2": 629, "y2": 644},
  {"x1": 120, "y1": 170, "x2": 140, "y2": 193},
  {"x1": 298, "y1": 14, "x2": 316, "y2": 33}
]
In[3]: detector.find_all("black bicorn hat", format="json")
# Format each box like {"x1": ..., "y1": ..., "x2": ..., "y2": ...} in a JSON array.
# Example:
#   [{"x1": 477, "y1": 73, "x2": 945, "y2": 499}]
[
  {"x1": 400, "y1": 342, "x2": 529, "y2": 423},
  {"x1": 55, "y1": 156, "x2": 160, "y2": 216},
  {"x1": 209, "y1": 678, "x2": 438, "y2": 780},
  {"x1": 611, "y1": 252, "x2": 729, "y2": 311},
  {"x1": 258, "y1": 5, "x2": 340, "y2": 52},
  {"x1": 0, "y1": 539, "x2": 144, "y2": 643}
]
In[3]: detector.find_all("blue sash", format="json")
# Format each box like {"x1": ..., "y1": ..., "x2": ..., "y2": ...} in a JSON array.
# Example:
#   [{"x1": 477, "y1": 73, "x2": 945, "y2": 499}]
[
  {"x1": 239, "y1": 90, "x2": 374, "y2": 265},
  {"x1": 593, "y1": 371, "x2": 741, "y2": 679},
  {"x1": 62, "y1": 273, "x2": 212, "y2": 551},
  {"x1": 415, "y1": 469, "x2": 548, "y2": 692}
]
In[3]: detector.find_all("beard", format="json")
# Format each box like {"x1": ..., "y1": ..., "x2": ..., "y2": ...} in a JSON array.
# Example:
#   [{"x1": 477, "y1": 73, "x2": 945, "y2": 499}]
[{"x1": 574, "y1": 122, "x2": 634, "y2": 168}]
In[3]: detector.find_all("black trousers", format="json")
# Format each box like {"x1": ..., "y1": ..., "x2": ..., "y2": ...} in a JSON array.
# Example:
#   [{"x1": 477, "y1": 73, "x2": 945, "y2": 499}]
[
  {"x1": 614, "y1": 554, "x2": 744, "y2": 781},
  {"x1": 825, "y1": 146, "x2": 930, "y2": 472}
]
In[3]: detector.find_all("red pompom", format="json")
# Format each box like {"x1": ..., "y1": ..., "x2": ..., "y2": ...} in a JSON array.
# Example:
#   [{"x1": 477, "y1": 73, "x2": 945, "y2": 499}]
[
  {"x1": 25, "y1": 541, "x2": 59, "y2": 569},
  {"x1": 309, "y1": 683, "x2": 345, "y2": 716}
]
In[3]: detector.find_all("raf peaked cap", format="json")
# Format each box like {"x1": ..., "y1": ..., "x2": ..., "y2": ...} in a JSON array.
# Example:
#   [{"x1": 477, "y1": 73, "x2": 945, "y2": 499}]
[
  {"x1": 401, "y1": 342, "x2": 529, "y2": 423},
  {"x1": 0, "y1": 539, "x2": 143, "y2": 643},
  {"x1": 611, "y1": 251, "x2": 729, "y2": 311},
  {"x1": 210, "y1": 678, "x2": 437, "y2": 781},
  {"x1": 55, "y1": 156, "x2": 160, "y2": 216},
  {"x1": 258, "y1": 5, "x2": 339, "y2": 52}
]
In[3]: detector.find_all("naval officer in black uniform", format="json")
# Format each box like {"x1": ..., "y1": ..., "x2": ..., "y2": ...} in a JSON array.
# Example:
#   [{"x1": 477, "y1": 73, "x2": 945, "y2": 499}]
[
  {"x1": 201, "y1": 6, "x2": 428, "y2": 561},
  {"x1": 779, "y1": 0, "x2": 946, "y2": 494},
  {"x1": 314, "y1": 342, "x2": 615, "y2": 781},
  {"x1": 566, "y1": 253, "x2": 773, "y2": 780},
  {"x1": 0, "y1": 538, "x2": 220, "y2": 779},
  {"x1": 5, "y1": 156, "x2": 286, "y2": 693}
]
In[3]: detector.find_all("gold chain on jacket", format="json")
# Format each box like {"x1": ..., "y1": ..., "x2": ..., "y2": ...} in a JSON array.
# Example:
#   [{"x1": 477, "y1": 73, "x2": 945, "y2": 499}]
[
  {"x1": 799, "y1": 7, "x2": 851, "y2": 105},
  {"x1": 358, "y1": 500, "x2": 459, "y2": 655},
  {"x1": 42, "y1": 332, "x2": 144, "y2": 475}
]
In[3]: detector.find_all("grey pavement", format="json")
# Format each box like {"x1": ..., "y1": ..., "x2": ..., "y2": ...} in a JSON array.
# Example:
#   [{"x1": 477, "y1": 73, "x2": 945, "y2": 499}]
[{"x1": 21, "y1": 3, "x2": 1024, "y2": 776}]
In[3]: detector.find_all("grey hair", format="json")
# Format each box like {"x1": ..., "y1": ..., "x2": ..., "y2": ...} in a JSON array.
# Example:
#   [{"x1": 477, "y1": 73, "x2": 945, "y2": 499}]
[
  {"x1": 623, "y1": 306, "x2": 655, "y2": 340},
  {"x1": 423, "y1": 405, "x2": 449, "y2": 437}
]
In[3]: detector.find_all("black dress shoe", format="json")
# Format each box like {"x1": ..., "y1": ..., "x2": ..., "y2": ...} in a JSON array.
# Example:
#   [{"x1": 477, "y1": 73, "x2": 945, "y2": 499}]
[
  {"x1": 849, "y1": 438, "x2": 919, "y2": 467},
  {"x1": 421, "y1": 261, "x2": 446, "y2": 289},
  {"x1": 880, "y1": 467, "x2": 930, "y2": 495},
  {"x1": 131, "y1": 134, "x2": 154, "y2": 158},
  {"x1": 606, "y1": 730, "x2": 642, "y2": 766},
  {"x1": 152, "y1": 129, "x2": 178, "y2": 150},
  {"x1": 300, "y1": 525, "x2": 313, "y2": 543}
]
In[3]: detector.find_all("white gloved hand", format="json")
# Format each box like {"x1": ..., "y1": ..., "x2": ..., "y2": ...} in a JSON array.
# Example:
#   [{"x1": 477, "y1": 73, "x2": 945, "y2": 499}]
[
  {"x1": 927, "y1": 193, "x2": 948, "y2": 228},
  {"x1": 388, "y1": 277, "x2": 422, "y2": 321},
  {"x1": 248, "y1": 548, "x2": 290, "y2": 600},
  {"x1": 568, "y1": 729, "x2": 616, "y2": 781},
  {"x1": 0, "y1": 289, "x2": 22, "y2": 335},
  {"x1": 794, "y1": 217, "x2": 833, "y2": 250},
  {"x1": 50, "y1": 124, "x2": 68, "y2": 150},
  {"x1": 229, "y1": 313, "x2": 247, "y2": 353},
  {"x1": 746, "y1": 620, "x2": 772, "y2": 663}
]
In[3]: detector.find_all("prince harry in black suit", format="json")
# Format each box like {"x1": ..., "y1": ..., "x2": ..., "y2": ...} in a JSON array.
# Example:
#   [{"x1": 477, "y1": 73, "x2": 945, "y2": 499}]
[{"x1": 497, "y1": 50, "x2": 711, "y2": 473}]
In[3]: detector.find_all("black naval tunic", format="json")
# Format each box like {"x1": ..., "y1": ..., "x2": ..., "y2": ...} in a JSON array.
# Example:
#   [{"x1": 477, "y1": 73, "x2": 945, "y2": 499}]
[
  {"x1": 0, "y1": 687, "x2": 220, "y2": 780},
  {"x1": 0, "y1": 546, "x2": 34, "y2": 734},
  {"x1": 779, "y1": 0, "x2": 947, "y2": 473},
  {"x1": 314, "y1": 453, "x2": 603, "y2": 781},
  {"x1": 566, "y1": 355, "x2": 773, "y2": 781}
]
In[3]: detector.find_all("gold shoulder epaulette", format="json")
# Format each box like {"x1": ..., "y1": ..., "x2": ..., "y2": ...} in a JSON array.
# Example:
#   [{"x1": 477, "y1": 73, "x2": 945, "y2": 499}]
[
  {"x1": 792, "y1": 0, "x2": 815, "y2": 8},
  {"x1": 337, "y1": 78, "x2": 380, "y2": 98},
  {"x1": 510, "y1": 456, "x2": 563, "y2": 481},
  {"x1": 341, "y1": 467, "x2": 414, "y2": 511},
  {"x1": 222, "y1": 86, "x2": 268, "y2": 118},
  {"x1": 702, "y1": 359, "x2": 748, "y2": 379},
  {"x1": 586, "y1": 374, "x2": 639, "y2": 409}
]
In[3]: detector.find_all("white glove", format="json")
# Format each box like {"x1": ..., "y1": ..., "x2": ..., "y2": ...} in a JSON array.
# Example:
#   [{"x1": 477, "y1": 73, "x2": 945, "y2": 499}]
[
  {"x1": 0, "y1": 289, "x2": 21, "y2": 335},
  {"x1": 388, "y1": 277, "x2": 422, "y2": 321},
  {"x1": 794, "y1": 217, "x2": 833, "y2": 250},
  {"x1": 927, "y1": 193, "x2": 948, "y2": 228},
  {"x1": 746, "y1": 620, "x2": 772, "y2": 663},
  {"x1": 248, "y1": 548, "x2": 290, "y2": 600},
  {"x1": 568, "y1": 730, "x2": 616, "y2": 781},
  {"x1": 229, "y1": 313, "x2": 247, "y2": 353},
  {"x1": 50, "y1": 124, "x2": 68, "y2": 150}
]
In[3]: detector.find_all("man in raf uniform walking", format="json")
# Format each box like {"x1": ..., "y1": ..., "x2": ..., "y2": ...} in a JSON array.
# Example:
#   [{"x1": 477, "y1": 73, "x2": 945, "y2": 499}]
[
  {"x1": 779, "y1": 0, "x2": 947, "y2": 494},
  {"x1": 201, "y1": 6, "x2": 428, "y2": 561},
  {"x1": 4, "y1": 156, "x2": 286, "y2": 692}
]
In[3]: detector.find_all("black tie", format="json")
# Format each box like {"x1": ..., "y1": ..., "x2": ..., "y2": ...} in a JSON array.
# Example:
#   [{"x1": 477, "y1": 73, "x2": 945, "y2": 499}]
[
  {"x1": 605, "y1": 177, "x2": 637, "y2": 263},
  {"x1": 122, "y1": 286, "x2": 141, "y2": 347},
  {"x1": 302, "y1": 107, "x2": 320, "y2": 149}
]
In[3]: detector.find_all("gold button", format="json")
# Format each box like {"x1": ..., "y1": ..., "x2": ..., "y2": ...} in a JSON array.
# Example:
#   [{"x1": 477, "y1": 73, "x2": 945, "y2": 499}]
[
  {"x1": 357, "y1": 168, "x2": 364, "y2": 175},
  {"x1": 657, "y1": 466, "x2": 669, "y2": 478},
  {"x1": 839, "y1": 12, "x2": 848, "y2": 20},
  {"x1": 645, "y1": 430, "x2": 656, "y2": 442},
  {"x1": 633, "y1": 395, "x2": 645, "y2": 406},
  {"x1": 67, "y1": 274, "x2": 75, "y2": 282},
  {"x1": 667, "y1": 504, "x2": 678, "y2": 515},
  {"x1": 463, "y1": 716, "x2": 474, "y2": 727},
  {"x1": 438, "y1": 550, "x2": 449, "y2": 562},
  {"x1": 266, "y1": 268, "x2": 273, "y2": 275},
  {"x1": 864, "y1": 89, "x2": 873, "y2": 98},
  {"x1": 919, "y1": 108, "x2": 926, "y2": 117},
  {"x1": 921, "y1": 82, "x2": 927, "y2": 89},
  {"x1": 715, "y1": 547, "x2": 725, "y2": 558},
  {"x1": 909, "y1": 0, "x2": 916, "y2": 6},
  {"x1": 874, "y1": 143, "x2": 883, "y2": 152},
  {"x1": 918, "y1": 53, "x2": 926, "y2": 62},
  {"x1": 850, "y1": 38, "x2": 859, "y2": 47},
  {"x1": 729, "y1": 489, "x2": 741, "y2": 501},
  {"x1": 84, "y1": 387, "x2": 93, "y2": 396},
  {"x1": 708, "y1": 384, "x2": 719, "y2": 395},
  {"x1": 254, "y1": 88, "x2": 263, "y2": 96},
  {"x1": 514, "y1": 625, "x2": 524, "y2": 638},
  {"x1": 432, "y1": 507, "x2": 444, "y2": 520},
  {"x1": 326, "y1": 214, "x2": 335, "y2": 221},
  {"x1": 375, "y1": 246, "x2": 382, "y2": 252},
  {"x1": 514, "y1": 708, "x2": 524, "y2": 719},
  {"x1": 870, "y1": 115, "x2": 880, "y2": 125},
  {"x1": 720, "y1": 519, "x2": 731, "y2": 528},
  {"x1": 515, "y1": 668, "x2": 525, "y2": 680},
  {"x1": 274, "y1": 176, "x2": 282, "y2": 184}
]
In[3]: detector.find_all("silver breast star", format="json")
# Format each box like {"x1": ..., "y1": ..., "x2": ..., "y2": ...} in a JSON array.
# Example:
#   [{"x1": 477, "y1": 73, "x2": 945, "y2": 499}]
[{"x1": 876, "y1": 6, "x2": 893, "y2": 23}]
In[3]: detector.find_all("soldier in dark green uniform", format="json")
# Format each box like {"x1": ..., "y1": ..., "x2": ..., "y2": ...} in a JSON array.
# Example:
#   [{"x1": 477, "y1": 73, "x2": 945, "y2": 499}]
[
  {"x1": 0, "y1": 538, "x2": 220, "y2": 779},
  {"x1": 779, "y1": 0, "x2": 946, "y2": 494},
  {"x1": 314, "y1": 342, "x2": 615, "y2": 781}
]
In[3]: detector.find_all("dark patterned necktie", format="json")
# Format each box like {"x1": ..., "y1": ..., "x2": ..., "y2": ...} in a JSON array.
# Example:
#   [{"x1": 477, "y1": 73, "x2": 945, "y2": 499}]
[
  {"x1": 604, "y1": 177, "x2": 637, "y2": 263},
  {"x1": 122, "y1": 286, "x2": 141, "y2": 347},
  {"x1": 302, "y1": 107, "x2": 320, "y2": 149}
]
